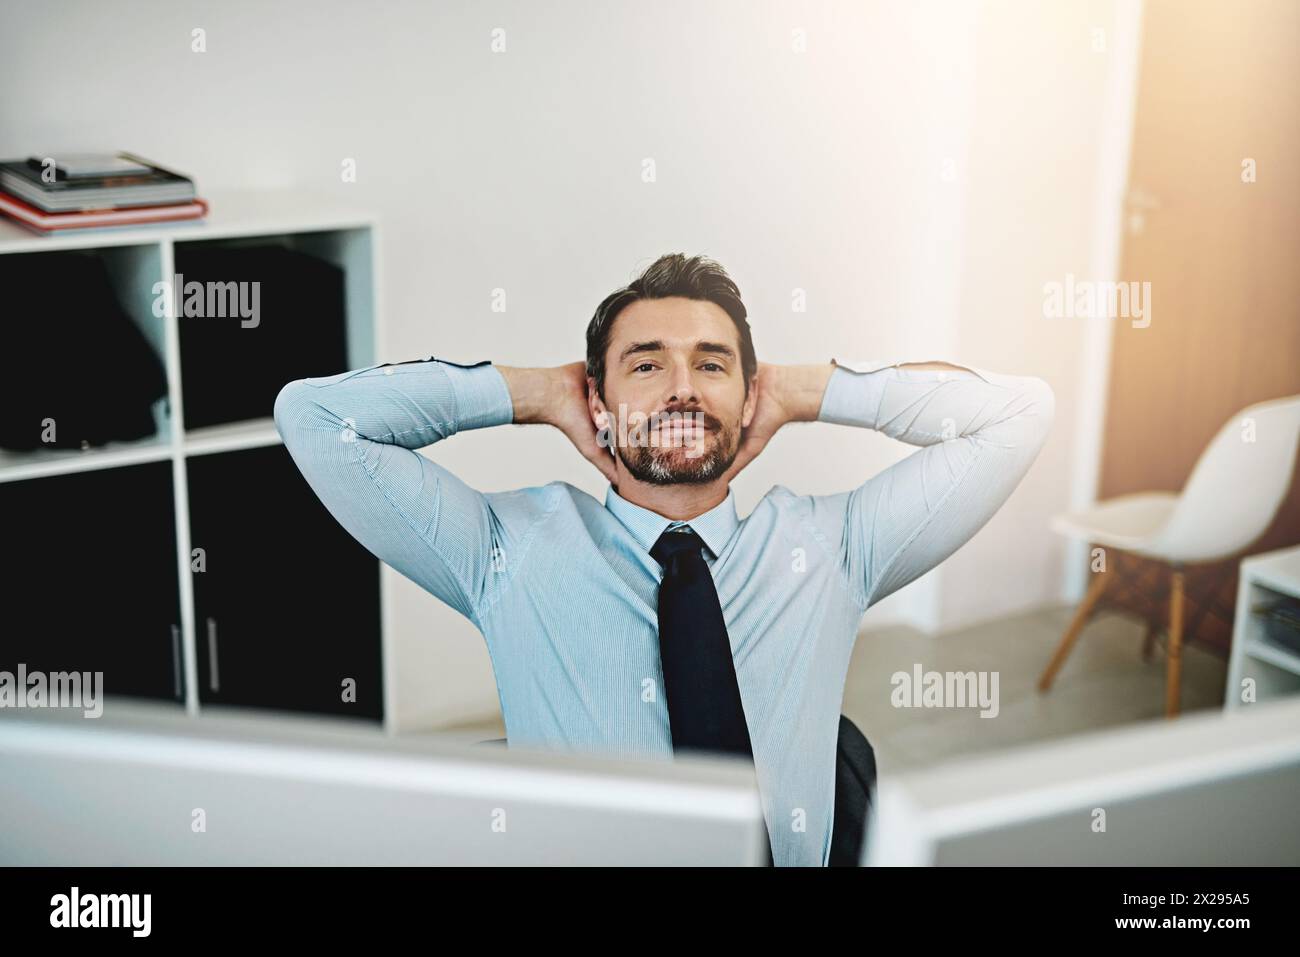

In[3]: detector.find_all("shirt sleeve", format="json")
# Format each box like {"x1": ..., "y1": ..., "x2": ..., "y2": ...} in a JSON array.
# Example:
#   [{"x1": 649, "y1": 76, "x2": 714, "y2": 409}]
[
  {"x1": 814, "y1": 357, "x2": 1055, "y2": 610},
  {"x1": 272, "y1": 356, "x2": 514, "y2": 625}
]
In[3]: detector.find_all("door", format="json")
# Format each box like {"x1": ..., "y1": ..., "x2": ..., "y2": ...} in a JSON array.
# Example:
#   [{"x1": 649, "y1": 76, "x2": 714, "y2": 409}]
[
  {"x1": 1099, "y1": 0, "x2": 1300, "y2": 651},
  {"x1": 0, "y1": 461, "x2": 182, "y2": 703},
  {"x1": 186, "y1": 444, "x2": 383, "y2": 720}
]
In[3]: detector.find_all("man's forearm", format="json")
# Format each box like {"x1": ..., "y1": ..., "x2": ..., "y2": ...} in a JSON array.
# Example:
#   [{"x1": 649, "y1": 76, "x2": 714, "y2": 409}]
[
  {"x1": 782, "y1": 358, "x2": 985, "y2": 431},
  {"x1": 817, "y1": 356, "x2": 1054, "y2": 453},
  {"x1": 770, "y1": 363, "x2": 837, "y2": 423},
  {"x1": 497, "y1": 365, "x2": 563, "y2": 426}
]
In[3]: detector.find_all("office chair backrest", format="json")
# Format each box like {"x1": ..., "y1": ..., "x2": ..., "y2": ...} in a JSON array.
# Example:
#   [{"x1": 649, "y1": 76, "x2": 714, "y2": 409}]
[
  {"x1": 1146, "y1": 394, "x2": 1300, "y2": 563},
  {"x1": 830, "y1": 714, "x2": 876, "y2": 866}
]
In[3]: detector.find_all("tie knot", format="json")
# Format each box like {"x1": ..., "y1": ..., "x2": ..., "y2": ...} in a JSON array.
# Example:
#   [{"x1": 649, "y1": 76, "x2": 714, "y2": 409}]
[{"x1": 650, "y1": 526, "x2": 705, "y2": 569}]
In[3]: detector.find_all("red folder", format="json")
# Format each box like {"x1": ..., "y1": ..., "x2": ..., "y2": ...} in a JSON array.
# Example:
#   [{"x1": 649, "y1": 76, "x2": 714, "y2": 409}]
[{"x1": 0, "y1": 190, "x2": 208, "y2": 232}]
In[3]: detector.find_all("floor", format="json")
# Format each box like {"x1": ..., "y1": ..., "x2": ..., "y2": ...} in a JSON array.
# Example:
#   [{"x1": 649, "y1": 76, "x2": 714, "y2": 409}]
[
  {"x1": 436, "y1": 602, "x2": 1229, "y2": 775},
  {"x1": 842, "y1": 602, "x2": 1226, "y2": 775}
]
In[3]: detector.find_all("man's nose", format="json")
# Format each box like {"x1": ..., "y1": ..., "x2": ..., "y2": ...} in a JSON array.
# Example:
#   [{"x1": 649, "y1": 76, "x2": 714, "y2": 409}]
[{"x1": 665, "y1": 365, "x2": 701, "y2": 404}]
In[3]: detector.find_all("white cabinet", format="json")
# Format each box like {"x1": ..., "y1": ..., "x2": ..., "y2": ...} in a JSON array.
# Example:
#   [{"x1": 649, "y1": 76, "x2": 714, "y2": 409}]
[
  {"x1": 1225, "y1": 545, "x2": 1300, "y2": 709},
  {"x1": 0, "y1": 191, "x2": 398, "y2": 726}
]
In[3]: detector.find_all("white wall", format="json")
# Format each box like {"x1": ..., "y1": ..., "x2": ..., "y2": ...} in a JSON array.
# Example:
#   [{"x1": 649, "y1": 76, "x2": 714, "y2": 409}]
[
  {"x1": 0, "y1": 0, "x2": 1127, "y2": 729},
  {"x1": 939, "y1": 0, "x2": 1139, "y2": 632}
]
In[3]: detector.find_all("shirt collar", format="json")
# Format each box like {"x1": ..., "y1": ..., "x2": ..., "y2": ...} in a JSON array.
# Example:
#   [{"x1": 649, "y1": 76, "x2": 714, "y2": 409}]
[{"x1": 604, "y1": 484, "x2": 739, "y2": 560}]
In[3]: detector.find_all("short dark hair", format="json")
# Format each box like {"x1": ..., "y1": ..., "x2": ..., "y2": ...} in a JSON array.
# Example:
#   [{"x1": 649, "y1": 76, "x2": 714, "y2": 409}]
[{"x1": 585, "y1": 254, "x2": 757, "y2": 403}]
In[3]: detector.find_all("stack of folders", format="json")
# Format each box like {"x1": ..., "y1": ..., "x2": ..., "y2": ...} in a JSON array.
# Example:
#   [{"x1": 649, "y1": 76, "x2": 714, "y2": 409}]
[{"x1": 0, "y1": 152, "x2": 208, "y2": 232}]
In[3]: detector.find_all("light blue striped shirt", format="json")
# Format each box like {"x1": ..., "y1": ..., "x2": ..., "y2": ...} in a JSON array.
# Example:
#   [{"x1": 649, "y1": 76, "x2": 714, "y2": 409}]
[{"x1": 273, "y1": 354, "x2": 1054, "y2": 866}]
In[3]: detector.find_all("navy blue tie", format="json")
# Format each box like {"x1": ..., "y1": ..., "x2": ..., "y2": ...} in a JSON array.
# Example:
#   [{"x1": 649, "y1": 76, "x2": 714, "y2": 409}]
[{"x1": 651, "y1": 526, "x2": 773, "y2": 864}]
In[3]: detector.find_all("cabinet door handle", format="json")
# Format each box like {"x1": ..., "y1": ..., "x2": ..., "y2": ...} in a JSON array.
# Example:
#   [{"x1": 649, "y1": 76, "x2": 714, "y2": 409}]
[
  {"x1": 206, "y1": 617, "x2": 220, "y2": 693},
  {"x1": 171, "y1": 624, "x2": 183, "y2": 700}
]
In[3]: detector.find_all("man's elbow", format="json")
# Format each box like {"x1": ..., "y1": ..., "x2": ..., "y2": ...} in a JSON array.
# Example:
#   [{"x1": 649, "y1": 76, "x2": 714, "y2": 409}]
[
  {"x1": 1024, "y1": 377, "x2": 1056, "y2": 449},
  {"x1": 273, "y1": 379, "x2": 309, "y2": 445}
]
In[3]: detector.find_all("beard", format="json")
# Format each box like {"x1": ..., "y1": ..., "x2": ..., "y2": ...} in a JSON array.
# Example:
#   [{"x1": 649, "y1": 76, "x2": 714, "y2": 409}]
[{"x1": 615, "y1": 412, "x2": 741, "y2": 486}]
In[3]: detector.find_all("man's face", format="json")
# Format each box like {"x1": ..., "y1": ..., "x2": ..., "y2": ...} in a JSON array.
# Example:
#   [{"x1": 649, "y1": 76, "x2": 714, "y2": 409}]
[{"x1": 591, "y1": 296, "x2": 756, "y2": 485}]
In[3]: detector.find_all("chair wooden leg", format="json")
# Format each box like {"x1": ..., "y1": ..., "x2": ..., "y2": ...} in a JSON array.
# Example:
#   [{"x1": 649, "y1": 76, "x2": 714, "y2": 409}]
[
  {"x1": 1165, "y1": 569, "x2": 1185, "y2": 718},
  {"x1": 1039, "y1": 568, "x2": 1110, "y2": 692}
]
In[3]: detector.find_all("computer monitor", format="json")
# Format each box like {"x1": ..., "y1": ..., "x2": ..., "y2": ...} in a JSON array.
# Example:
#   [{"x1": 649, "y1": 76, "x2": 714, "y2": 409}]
[
  {"x1": 0, "y1": 701, "x2": 768, "y2": 865},
  {"x1": 864, "y1": 695, "x2": 1300, "y2": 865}
]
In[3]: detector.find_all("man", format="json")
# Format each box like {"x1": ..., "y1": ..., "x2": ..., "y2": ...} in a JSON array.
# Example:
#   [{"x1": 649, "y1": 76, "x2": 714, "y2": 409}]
[{"x1": 273, "y1": 253, "x2": 1055, "y2": 866}]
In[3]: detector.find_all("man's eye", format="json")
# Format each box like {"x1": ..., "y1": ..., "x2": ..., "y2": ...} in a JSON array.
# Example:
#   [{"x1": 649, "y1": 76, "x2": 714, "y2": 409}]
[{"x1": 632, "y1": 362, "x2": 723, "y2": 372}]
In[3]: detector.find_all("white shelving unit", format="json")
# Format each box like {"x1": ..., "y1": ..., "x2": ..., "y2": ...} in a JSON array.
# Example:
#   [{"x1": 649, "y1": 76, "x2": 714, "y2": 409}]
[
  {"x1": 0, "y1": 190, "x2": 400, "y2": 729},
  {"x1": 1225, "y1": 544, "x2": 1300, "y2": 709}
]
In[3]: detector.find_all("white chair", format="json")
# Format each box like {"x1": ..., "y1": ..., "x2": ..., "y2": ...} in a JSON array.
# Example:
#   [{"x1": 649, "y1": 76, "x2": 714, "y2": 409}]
[{"x1": 1039, "y1": 393, "x2": 1300, "y2": 717}]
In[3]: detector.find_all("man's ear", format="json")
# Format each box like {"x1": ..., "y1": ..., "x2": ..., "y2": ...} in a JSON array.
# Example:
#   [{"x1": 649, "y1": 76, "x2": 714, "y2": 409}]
[
  {"x1": 741, "y1": 373, "x2": 758, "y2": 429},
  {"x1": 588, "y1": 375, "x2": 609, "y2": 431}
]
